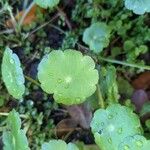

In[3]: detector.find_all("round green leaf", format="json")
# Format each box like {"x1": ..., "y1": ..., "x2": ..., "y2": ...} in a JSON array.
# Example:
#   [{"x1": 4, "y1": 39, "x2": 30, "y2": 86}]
[
  {"x1": 1, "y1": 47, "x2": 25, "y2": 99},
  {"x1": 42, "y1": 140, "x2": 67, "y2": 150},
  {"x1": 35, "y1": 0, "x2": 60, "y2": 9},
  {"x1": 38, "y1": 50, "x2": 99, "y2": 105},
  {"x1": 83, "y1": 22, "x2": 111, "y2": 53},
  {"x1": 67, "y1": 143, "x2": 79, "y2": 150},
  {"x1": 42, "y1": 140, "x2": 79, "y2": 150},
  {"x1": 125, "y1": 0, "x2": 150, "y2": 15},
  {"x1": 90, "y1": 104, "x2": 142, "y2": 150},
  {"x1": 119, "y1": 135, "x2": 150, "y2": 150}
]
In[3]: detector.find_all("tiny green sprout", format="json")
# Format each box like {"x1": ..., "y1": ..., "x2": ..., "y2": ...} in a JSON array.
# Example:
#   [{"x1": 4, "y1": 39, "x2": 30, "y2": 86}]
[
  {"x1": 124, "y1": 0, "x2": 150, "y2": 15},
  {"x1": 42, "y1": 140, "x2": 79, "y2": 150},
  {"x1": 38, "y1": 49, "x2": 99, "y2": 105},
  {"x1": 35, "y1": 0, "x2": 60, "y2": 9},
  {"x1": 83, "y1": 22, "x2": 111, "y2": 53},
  {"x1": 118, "y1": 135, "x2": 150, "y2": 150},
  {"x1": 1, "y1": 47, "x2": 25, "y2": 99},
  {"x1": 2, "y1": 110, "x2": 30, "y2": 150},
  {"x1": 90, "y1": 104, "x2": 142, "y2": 150}
]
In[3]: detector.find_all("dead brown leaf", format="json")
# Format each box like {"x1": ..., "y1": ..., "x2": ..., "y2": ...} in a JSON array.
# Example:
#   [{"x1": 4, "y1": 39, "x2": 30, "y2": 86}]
[
  {"x1": 132, "y1": 72, "x2": 150, "y2": 90},
  {"x1": 66, "y1": 104, "x2": 92, "y2": 129},
  {"x1": 6, "y1": 4, "x2": 44, "y2": 27},
  {"x1": 56, "y1": 119, "x2": 78, "y2": 138}
]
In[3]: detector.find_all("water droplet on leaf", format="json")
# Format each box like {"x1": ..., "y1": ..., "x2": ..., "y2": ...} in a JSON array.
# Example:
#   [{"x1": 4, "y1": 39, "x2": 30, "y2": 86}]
[
  {"x1": 10, "y1": 59, "x2": 14, "y2": 64},
  {"x1": 136, "y1": 140, "x2": 143, "y2": 147},
  {"x1": 57, "y1": 78, "x2": 62, "y2": 83},
  {"x1": 108, "y1": 115, "x2": 113, "y2": 119},
  {"x1": 117, "y1": 128, "x2": 122, "y2": 134},
  {"x1": 108, "y1": 138, "x2": 112, "y2": 143}
]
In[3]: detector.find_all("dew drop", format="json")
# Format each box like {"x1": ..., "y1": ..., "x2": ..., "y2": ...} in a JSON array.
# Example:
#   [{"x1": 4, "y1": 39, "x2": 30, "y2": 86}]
[
  {"x1": 108, "y1": 138, "x2": 112, "y2": 143},
  {"x1": 136, "y1": 140, "x2": 143, "y2": 147},
  {"x1": 108, "y1": 115, "x2": 113, "y2": 119},
  {"x1": 10, "y1": 58, "x2": 14, "y2": 64},
  {"x1": 57, "y1": 78, "x2": 62, "y2": 83},
  {"x1": 117, "y1": 128, "x2": 123, "y2": 134},
  {"x1": 124, "y1": 145, "x2": 130, "y2": 150}
]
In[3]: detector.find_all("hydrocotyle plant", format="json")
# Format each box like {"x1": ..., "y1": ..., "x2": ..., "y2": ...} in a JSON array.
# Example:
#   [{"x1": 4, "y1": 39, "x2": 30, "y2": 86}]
[
  {"x1": 38, "y1": 49, "x2": 99, "y2": 105},
  {"x1": 90, "y1": 104, "x2": 142, "y2": 150},
  {"x1": 124, "y1": 0, "x2": 150, "y2": 15},
  {"x1": 1, "y1": 47, "x2": 25, "y2": 99},
  {"x1": 83, "y1": 22, "x2": 111, "y2": 53}
]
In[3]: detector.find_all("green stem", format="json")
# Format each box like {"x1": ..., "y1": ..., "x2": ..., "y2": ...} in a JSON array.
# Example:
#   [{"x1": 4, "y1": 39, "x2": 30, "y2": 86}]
[
  {"x1": 25, "y1": 75, "x2": 41, "y2": 87},
  {"x1": 99, "y1": 56, "x2": 150, "y2": 70},
  {"x1": 0, "y1": 112, "x2": 28, "y2": 119},
  {"x1": 96, "y1": 84, "x2": 105, "y2": 109}
]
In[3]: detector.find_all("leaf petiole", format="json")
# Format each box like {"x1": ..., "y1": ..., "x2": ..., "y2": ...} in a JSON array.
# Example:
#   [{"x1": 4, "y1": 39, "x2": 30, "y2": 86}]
[{"x1": 99, "y1": 56, "x2": 150, "y2": 70}]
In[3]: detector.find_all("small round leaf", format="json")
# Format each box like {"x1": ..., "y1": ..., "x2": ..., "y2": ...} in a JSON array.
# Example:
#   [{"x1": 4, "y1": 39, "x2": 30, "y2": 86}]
[
  {"x1": 1, "y1": 47, "x2": 25, "y2": 99},
  {"x1": 83, "y1": 22, "x2": 111, "y2": 53},
  {"x1": 35, "y1": 0, "x2": 60, "y2": 9},
  {"x1": 125, "y1": 0, "x2": 150, "y2": 15},
  {"x1": 38, "y1": 50, "x2": 99, "y2": 105},
  {"x1": 90, "y1": 104, "x2": 142, "y2": 150}
]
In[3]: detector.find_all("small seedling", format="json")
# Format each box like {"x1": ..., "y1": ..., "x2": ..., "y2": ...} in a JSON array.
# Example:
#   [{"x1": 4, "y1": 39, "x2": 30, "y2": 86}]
[
  {"x1": 83, "y1": 22, "x2": 111, "y2": 53},
  {"x1": 124, "y1": 0, "x2": 150, "y2": 15}
]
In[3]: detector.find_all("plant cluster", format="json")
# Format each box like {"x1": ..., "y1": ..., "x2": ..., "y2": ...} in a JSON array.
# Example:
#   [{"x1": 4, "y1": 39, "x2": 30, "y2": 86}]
[{"x1": 0, "y1": 0, "x2": 150, "y2": 150}]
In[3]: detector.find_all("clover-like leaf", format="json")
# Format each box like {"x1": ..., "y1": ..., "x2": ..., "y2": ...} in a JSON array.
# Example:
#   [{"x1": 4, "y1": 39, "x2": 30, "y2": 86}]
[
  {"x1": 119, "y1": 135, "x2": 150, "y2": 150},
  {"x1": 42, "y1": 140, "x2": 79, "y2": 150},
  {"x1": 124, "y1": 0, "x2": 150, "y2": 15},
  {"x1": 35, "y1": 0, "x2": 60, "y2": 9},
  {"x1": 2, "y1": 110, "x2": 30, "y2": 150},
  {"x1": 90, "y1": 104, "x2": 142, "y2": 150},
  {"x1": 1, "y1": 47, "x2": 25, "y2": 99},
  {"x1": 38, "y1": 50, "x2": 99, "y2": 105},
  {"x1": 83, "y1": 22, "x2": 111, "y2": 53}
]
